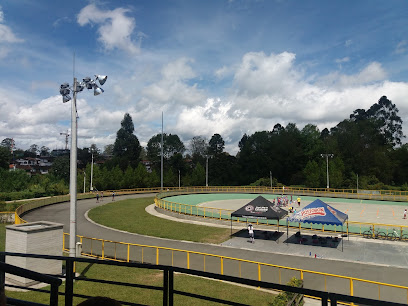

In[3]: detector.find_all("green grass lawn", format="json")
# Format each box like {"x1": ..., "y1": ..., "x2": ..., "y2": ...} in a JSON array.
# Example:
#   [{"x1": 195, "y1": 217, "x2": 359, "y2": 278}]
[{"x1": 88, "y1": 197, "x2": 238, "y2": 244}]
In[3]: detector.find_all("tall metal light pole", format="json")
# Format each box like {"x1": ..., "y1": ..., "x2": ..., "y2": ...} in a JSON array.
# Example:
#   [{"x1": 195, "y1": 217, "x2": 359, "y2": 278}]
[
  {"x1": 320, "y1": 153, "x2": 334, "y2": 189},
  {"x1": 178, "y1": 170, "x2": 181, "y2": 189},
  {"x1": 90, "y1": 150, "x2": 94, "y2": 191},
  {"x1": 205, "y1": 155, "x2": 209, "y2": 187},
  {"x1": 161, "y1": 112, "x2": 164, "y2": 192},
  {"x1": 60, "y1": 74, "x2": 107, "y2": 258}
]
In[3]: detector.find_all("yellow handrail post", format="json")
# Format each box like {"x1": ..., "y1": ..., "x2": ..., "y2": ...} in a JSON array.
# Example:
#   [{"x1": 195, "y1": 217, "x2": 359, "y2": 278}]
[
  {"x1": 258, "y1": 263, "x2": 261, "y2": 281},
  {"x1": 102, "y1": 240, "x2": 105, "y2": 259},
  {"x1": 156, "y1": 248, "x2": 159, "y2": 265},
  {"x1": 127, "y1": 244, "x2": 130, "y2": 262},
  {"x1": 350, "y1": 278, "x2": 354, "y2": 296},
  {"x1": 203, "y1": 255, "x2": 206, "y2": 272},
  {"x1": 187, "y1": 252, "x2": 190, "y2": 269},
  {"x1": 221, "y1": 257, "x2": 224, "y2": 275}
]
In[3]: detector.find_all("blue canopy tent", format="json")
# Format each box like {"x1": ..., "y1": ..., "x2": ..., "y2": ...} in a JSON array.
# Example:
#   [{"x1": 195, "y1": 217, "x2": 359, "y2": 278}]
[{"x1": 286, "y1": 199, "x2": 348, "y2": 251}]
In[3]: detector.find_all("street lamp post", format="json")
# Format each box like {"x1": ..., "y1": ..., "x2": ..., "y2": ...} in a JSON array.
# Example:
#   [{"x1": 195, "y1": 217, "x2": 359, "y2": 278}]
[
  {"x1": 320, "y1": 153, "x2": 334, "y2": 189},
  {"x1": 205, "y1": 155, "x2": 209, "y2": 187},
  {"x1": 90, "y1": 150, "x2": 94, "y2": 191},
  {"x1": 59, "y1": 74, "x2": 107, "y2": 258},
  {"x1": 178, "y1": 170, "x2": 181, "y2": 189}
]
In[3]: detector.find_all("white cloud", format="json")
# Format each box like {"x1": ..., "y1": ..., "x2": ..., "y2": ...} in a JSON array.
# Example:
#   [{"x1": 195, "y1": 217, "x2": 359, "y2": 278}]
[
  {"x1": 0, "y1": 6, "x2": 23, "y2": 44},
  {"x1": 395, "y1": 40, "x2": 407, "y2": 55},
  {"x1": 335, "y1": 57, "x2": 350, "y2": 64},
  {"x1": 142, "y1": 58, "x2": 206, "y2": 107},
  {"x1": 77, "y1": 4, "x2": 141, "y2": 54},
  {"x1": 317, "y1": 62, "x2": 387, "y2": 89}
]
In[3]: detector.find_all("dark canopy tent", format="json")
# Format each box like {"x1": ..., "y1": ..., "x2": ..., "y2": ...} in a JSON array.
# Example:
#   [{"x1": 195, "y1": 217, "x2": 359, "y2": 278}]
[
  {"x1": 230, "y1": 196, "x2": 288, "y2": 234},
  {"x1": 286, "y1": 199, "x2": 348, "y2": 250}
]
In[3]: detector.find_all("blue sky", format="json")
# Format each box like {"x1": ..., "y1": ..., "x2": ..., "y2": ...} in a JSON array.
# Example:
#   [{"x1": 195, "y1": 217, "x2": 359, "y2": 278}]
[{"x1": 1, "y1": 0, "x2": 408, "y2": 154}]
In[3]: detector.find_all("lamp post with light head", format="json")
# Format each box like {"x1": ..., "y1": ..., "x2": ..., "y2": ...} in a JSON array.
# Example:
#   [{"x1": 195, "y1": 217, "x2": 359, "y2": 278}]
[{"x1": 59, "y1": 74, "x2": 107, "y2": 257}]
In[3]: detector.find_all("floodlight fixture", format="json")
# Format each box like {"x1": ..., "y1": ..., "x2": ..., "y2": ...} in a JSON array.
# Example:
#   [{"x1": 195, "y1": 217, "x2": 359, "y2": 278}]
[
  {"x1": 63, "y1": 95, "x2": 71, "y2": 103},
  {"x1": 94, "y1": 86, "x2": 104, "y2": 96},
  {"x1": 95, "y1": 75, "x2": 108, "y2": 85},
  {"x1": 76, "y1": 82, "x2": 85, "y2": 92}
]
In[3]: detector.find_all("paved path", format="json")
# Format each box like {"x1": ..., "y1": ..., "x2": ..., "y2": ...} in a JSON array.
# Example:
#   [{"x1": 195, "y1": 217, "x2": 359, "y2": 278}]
[{"x1": 22, "y1": 194, "x2": 408, "y2": 304}]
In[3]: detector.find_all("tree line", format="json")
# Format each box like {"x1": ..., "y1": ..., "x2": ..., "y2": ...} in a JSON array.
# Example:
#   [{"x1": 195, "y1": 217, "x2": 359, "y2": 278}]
[{"x1": 1, "y1": 95, "x2": 408, "y2": 200}]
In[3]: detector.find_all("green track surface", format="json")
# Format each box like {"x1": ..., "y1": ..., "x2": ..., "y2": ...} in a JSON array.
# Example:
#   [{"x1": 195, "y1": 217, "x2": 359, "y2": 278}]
[{"x1": 165, "y1": 193, "x2": 406, "y2": 206}]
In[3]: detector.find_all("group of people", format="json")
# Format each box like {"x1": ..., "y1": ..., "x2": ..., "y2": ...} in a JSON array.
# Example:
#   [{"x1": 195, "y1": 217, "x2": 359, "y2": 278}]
[
  {"x1": 272, "y1": 196, "x2": 301, "y2": 209},
  {"x1": 96, "y1": 191, "x2": 115, "y2": 203}
]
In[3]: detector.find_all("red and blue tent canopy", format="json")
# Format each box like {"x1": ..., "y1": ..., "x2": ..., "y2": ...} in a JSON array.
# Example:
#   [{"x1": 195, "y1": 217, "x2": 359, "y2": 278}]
[{"x1": 287, "y1": 199, "x2": 348, "y2": 225}]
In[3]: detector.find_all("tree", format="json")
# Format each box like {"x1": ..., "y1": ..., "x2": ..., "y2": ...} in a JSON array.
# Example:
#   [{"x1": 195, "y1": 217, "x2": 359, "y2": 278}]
[
  {"x1": 0, "y1": 138, "x2": 14, "y2": 151},
  {"x1": 208, "y1": 134, "x2": 225, "y2": 155},
  {"x1": 29, "y1": 144, "x2": 39, "y2": 156},
  {"x1": 103, "y1": 144, "x2": 114, "y2": 156},
  {"x1": 40, "y1": 146, "x2": 50, "y2": 156},
  {"x1": 190, "y1": 163, "x2": 205, "y2": 186},
  {"x1": 50, "y1": 156, "x2": 70, "y2": 183},
  {"x1": 189, "y1": 136, "x2": 207, "y2": 158},
  {"x1": 113, "y1": 113, "x2": 142, "y2": 170},
  {"x1": 350, "y1": 96, "x2": 404, "y2": 147},
  {"x1": 0, "y1": 147, "x2": 11, "y2": 170},
  {"x1": 147, "y1": 133, "x2": 186, "y2": 163}
]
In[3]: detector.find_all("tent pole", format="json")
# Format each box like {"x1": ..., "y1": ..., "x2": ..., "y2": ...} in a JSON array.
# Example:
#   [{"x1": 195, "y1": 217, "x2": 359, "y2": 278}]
[{"x1": 230, "y1": 216, "x2": 232, "y2": 237}]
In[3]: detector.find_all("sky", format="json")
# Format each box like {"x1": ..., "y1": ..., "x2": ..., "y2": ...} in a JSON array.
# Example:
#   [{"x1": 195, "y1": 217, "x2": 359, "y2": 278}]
[{"x1": 1, "y1": 0, "x2": 408, "y2": 155}]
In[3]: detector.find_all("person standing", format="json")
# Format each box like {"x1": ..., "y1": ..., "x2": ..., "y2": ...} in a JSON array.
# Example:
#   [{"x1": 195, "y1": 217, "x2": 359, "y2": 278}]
[
  {"x1": 248, "y1": 224, "x2": 254, "y2": 243},
  {"x1": 297, "y1": 196, "x2": 301, "y2": 207},
  {"x1": 403, "y1": 209, "x2": 407, "y2": 219},
  {"x1": 96, "y1": 193, "x2": 99, "y2": 203},
  {"x1": 112, "y1": 191, "x2": 115, "y2": 201}
]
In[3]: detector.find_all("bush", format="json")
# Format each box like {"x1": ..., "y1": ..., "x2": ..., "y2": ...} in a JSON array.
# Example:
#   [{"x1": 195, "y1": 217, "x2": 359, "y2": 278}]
[{"x1": 270, "y1": 277, "x2": 303, "y2": 306}]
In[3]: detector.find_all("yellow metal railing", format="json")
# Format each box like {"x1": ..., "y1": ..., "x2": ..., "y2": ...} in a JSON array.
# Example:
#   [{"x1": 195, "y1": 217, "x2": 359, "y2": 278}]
[
  {"x1": 62, "y1": 233, "x2": 408, "y2": 304},
  {"x1": 156, "y1": 186, "x2": 408, "y2": 202}
]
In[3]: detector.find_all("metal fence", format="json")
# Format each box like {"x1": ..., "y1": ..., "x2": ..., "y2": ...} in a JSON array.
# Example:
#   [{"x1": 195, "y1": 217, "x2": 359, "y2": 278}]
[
  {"x1": 64, "y1": 233, "x2": 408, "y2": 304},
  {"x1": 1, "y1": 252, "x2": 406, "y2": 306}
]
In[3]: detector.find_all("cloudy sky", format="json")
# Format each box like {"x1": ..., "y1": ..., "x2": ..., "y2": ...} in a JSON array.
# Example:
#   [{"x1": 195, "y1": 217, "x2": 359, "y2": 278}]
[{"x1": 1, "y1": 0, "x2": 408, "y2": 155}]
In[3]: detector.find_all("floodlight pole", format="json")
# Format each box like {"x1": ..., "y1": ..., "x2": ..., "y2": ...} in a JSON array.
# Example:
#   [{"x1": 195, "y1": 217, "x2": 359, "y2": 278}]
[
  {"x1": 205, "y1": 155, "x2": 209, "y2": 187},
  {"x1": 161, "y1": 112, "x2": 163, "y2": 192},
  {"x1": 321, "y1": 153, "x2": 334, "y2": 189},
  {"x1": 90, "y1": 151, "x2": 94, "y2": 191},
  {"x1": 69, "y1": 77, "x2": 78, "y2": 258}
]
